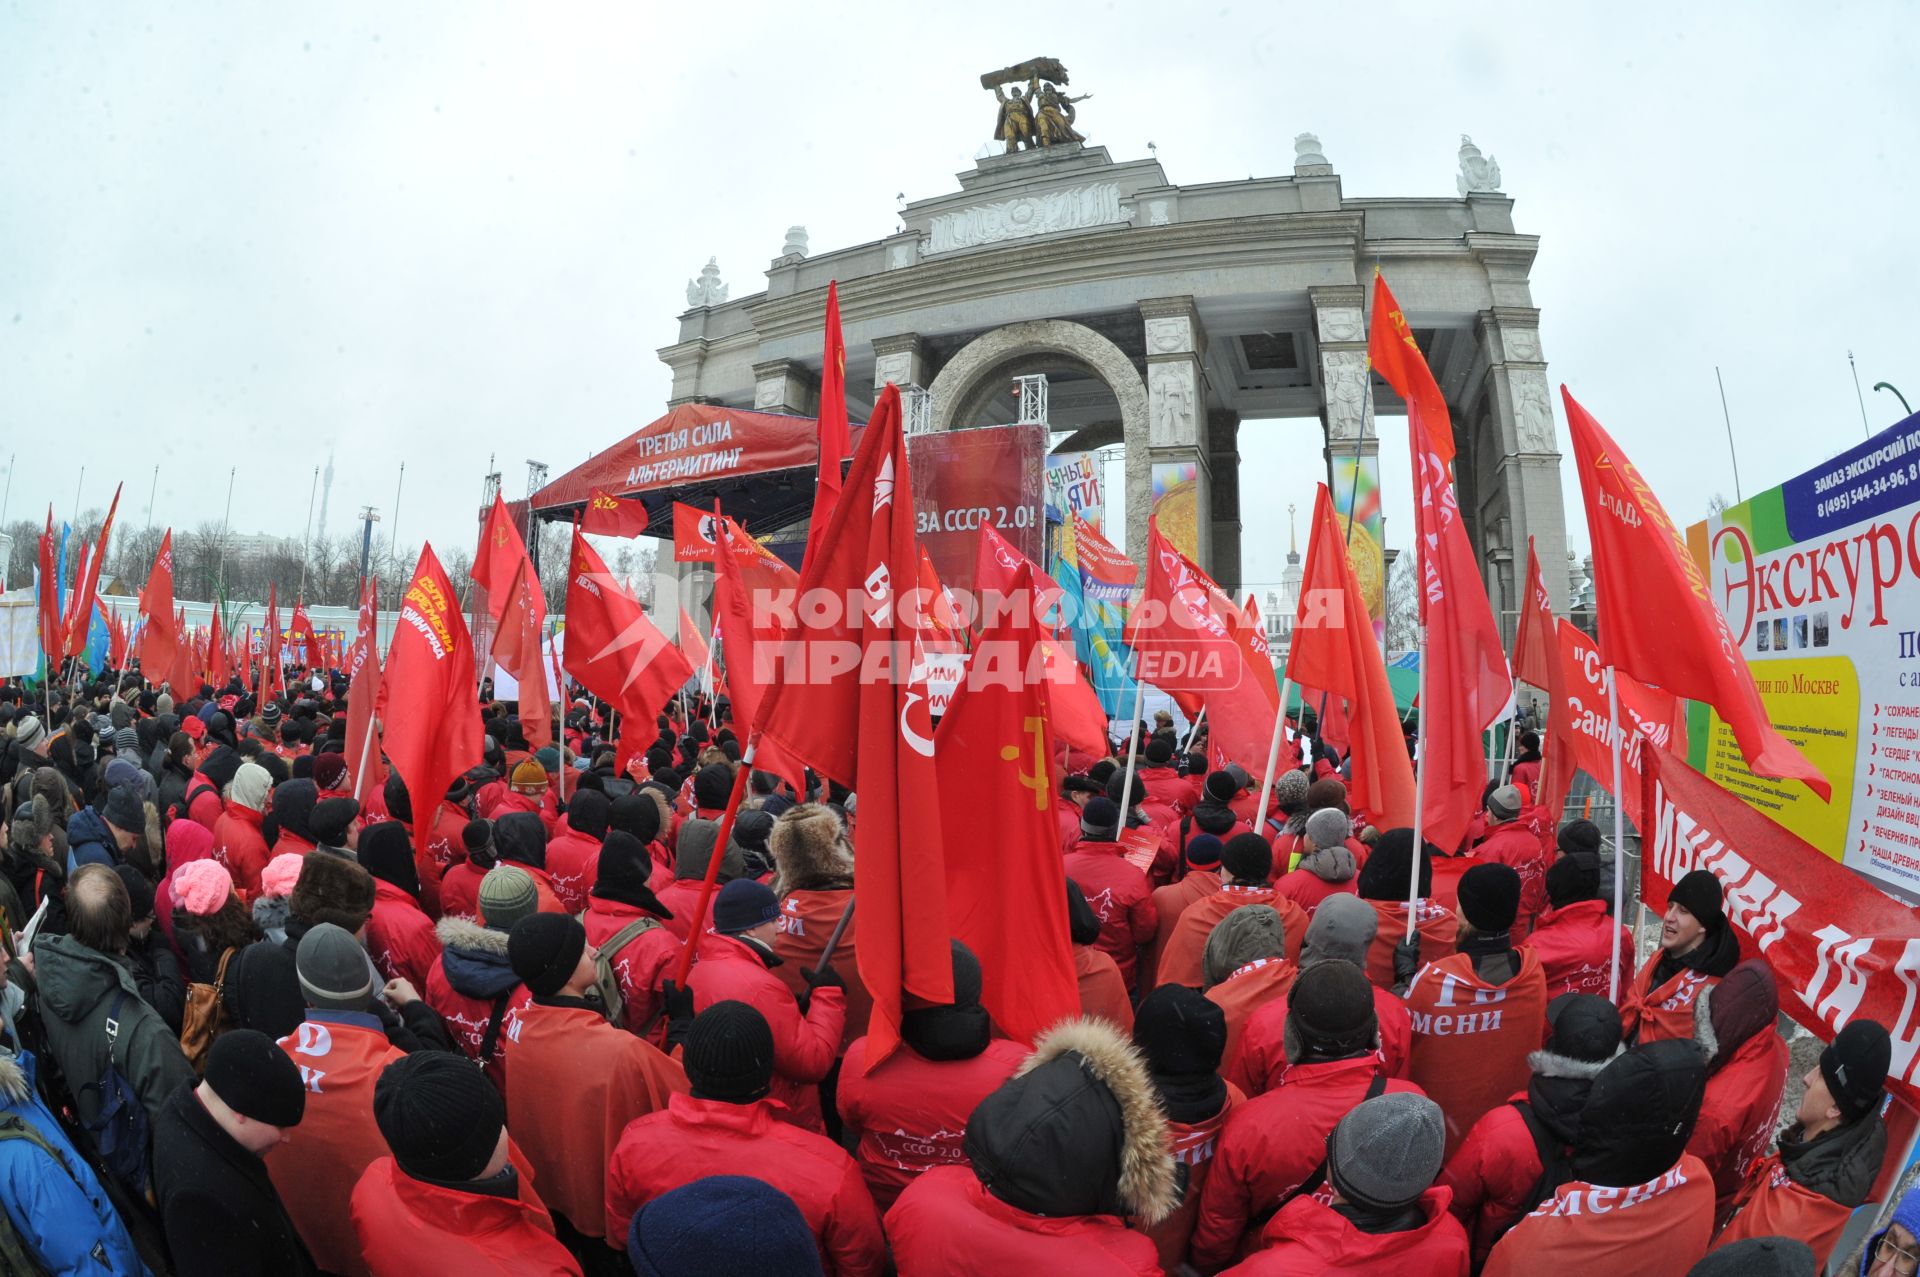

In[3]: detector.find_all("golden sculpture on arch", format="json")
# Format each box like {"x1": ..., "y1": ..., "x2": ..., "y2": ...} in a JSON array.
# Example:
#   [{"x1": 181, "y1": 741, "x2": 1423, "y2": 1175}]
[{"x1": 981, "y1": 58, "x2": 1090, "y2": 153}]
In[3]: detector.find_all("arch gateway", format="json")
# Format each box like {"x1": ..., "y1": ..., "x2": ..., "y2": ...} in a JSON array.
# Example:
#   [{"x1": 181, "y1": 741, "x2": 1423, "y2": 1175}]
[{"x1": 658, "y1": 131, "x2": 1570, "y2": 616}]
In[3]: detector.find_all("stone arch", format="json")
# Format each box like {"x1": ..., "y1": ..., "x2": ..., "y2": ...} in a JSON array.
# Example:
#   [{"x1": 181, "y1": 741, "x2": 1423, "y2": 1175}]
[{"x1": 927, "y1": 319, "x2": 1150, "y2": 573}]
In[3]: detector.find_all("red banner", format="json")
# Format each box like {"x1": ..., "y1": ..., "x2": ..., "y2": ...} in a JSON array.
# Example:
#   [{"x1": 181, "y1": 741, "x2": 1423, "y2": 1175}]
[
  {"x1": 582, "y1": 488, "x2": 651, "y2": 539},
  {"x1": 672, "y1": 502, "x2": 721, "y2": 562},
  {"x1": 908, "y1": 424, "x2": 1046, "y2": 596},
  {"x1": 1642, "y1": 747, "x2": 1920, "y2": 1109},
  {"x1": 1553, "y1": 619, "x2": 1680, "y2": 828}
]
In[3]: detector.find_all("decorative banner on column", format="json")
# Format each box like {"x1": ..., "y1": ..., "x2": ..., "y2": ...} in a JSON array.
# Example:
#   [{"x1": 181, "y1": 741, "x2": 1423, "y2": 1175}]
[
  {"x1": 1045, "y1": 452, "x2": 1106, "y2": 533},
  {"x1": 909, "y1": 424, "x2": 1046, "y2": 596},
  {"x1": 1330, "y1": 451, "x2": 1386, "y2": 647},
  {"x1": 1686, "y1": 409, "x2": 1920, "y2": 897},
  {"x1": 1151, "y1": 460, "x2": 1200, "y2": 563}
]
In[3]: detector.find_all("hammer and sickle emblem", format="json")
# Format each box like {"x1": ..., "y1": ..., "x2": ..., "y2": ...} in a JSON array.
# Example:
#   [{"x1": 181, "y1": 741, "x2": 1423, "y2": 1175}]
[{"x1": 999, "y1": 715, "x2": 1048, "y2": 811}]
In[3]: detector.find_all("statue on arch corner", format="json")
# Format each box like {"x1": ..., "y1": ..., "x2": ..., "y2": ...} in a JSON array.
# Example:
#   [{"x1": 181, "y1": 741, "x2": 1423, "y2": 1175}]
[{"x1": 982, "y1": 58, "x2": 1090, "y2": 152}]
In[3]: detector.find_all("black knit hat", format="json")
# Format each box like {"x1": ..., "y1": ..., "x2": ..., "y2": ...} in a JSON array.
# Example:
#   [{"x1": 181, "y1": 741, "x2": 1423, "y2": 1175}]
[
  {"x1": 1220, "y1": 832, "x2": 1273, "y2": 882},
  {"x1": 1285, "y1": 959, "x2": 1377, "y2": 1061},
  {"x1": 566, "y1": 789, "x2": 611, "y2": 840},
  {"x1": 204, "y1": 1029, "x2": 306, "y2": 1128},
  {"x1": 1204, "y1": 769, "x2": 1239, "y2": 802},
  {"x1": 1820, "y1": 1019, "x2": 1891, "y2": 1122},
  {"x1": 591, "y1": 831, "x2": 672, "y2": 919},
  {"x1": 608, "y1": 793, "x2": 662, "y2": 844},
  {"x1": 1543, "y1": 993, "x2": 1622, "y2": 1064},
  {"x1": 508, "y1": 913, "x2": 587, "y2": 997},
  {"x1": 111, "y1": 864, "x2": 155, "y2": 920},
  {"x1": 461, "y1": 818, "x2": 493, "y2": 855},
  {"x1": 359, "y1": 821, "x2": 420, "y2": 899},
  {"x1": 1079, "y1": 797, "x2": 1119, "y2": 839},
  {"x1": 1456, "y1": 862, "x2": 1522, "y2": 934},
  {"x1": 1185, "y1": 833, "x2": 1224, "y2": 869},
  {"x1": 309, "y1": 797, "x2": 360, "y2": 847},
  {"x1": 1133, "y1": 984, "x2": 1227, "y2": 1077},
  {"x1": 1144, "y1": 739, "x2": 1173, "y2": 766},
  {"x1": 693, "y1": 763, "x2": 734, "y2": 810},
  {"x1": 1557, "y1": 820, "x2": 1602, "y2": 858},
  {"x1": 712, "y1": 879, "x2": 778, "y2": 934},
  {"x1": 374, "y1": 1052, "x2": 505, "y2": 1182},
  {"x1": 1546, "y1": 851, "x2": 1601, "y2": 909},
  {"x1": 102, "y1": 785, "x2": 144, "y2": 834},
  {"x1": 1357, "y1": 829, "x2": 1432, "y2": 901},
  {"x1": 1668, "y1": 870, "x2": 1725, "y2": 931},
  {"x1": 684, "y1": 1001, "x2": 776, "y2": 1102}
]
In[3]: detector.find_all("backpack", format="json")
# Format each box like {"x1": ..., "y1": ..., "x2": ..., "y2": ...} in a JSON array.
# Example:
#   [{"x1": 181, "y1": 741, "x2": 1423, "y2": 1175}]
[
  {"x1": 169, "y1": 780, "x2": 219, "y2": 828},
  {"x1": 589, "y1": 917, "x2": 660, "y2": 1030},
  {"x1": 79, "y1": 990, "x2": 150, "y2": 1198},
  {"x1": 179, "y1": 948, "x2": 236, "y2": 1075}
]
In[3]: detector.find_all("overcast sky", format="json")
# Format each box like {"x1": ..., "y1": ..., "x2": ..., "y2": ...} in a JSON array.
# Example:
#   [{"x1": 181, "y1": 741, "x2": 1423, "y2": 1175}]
[{"x1": 3, "y1": 3, "x2": 1915, "y2": 592}]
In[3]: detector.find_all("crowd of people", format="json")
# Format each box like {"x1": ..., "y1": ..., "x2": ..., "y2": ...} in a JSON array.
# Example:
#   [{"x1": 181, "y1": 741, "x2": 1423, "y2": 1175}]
[{"x1": 0, "y1": 667, "x2": 1911, "y2": 1276}]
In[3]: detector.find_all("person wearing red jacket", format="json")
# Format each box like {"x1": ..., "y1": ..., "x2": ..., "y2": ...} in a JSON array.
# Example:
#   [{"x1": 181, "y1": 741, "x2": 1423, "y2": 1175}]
[
  {"x1": 1227, "y1": 895, "x2": 1411, "y2": 1093},
  {"x1": 1715, "y1": 1019, "x2": 1890, "y2": 1269},
  {"x1": 1192, "y1": 960, "x2": 1428, "y2": 1271},
  {"x1": 837, "y1": 941, "x2": 1025, "y2": 1213},
  {"x1": 1621, "y1": 869, "x2": 1741, "y2": 1045},
  {"x1": 1683, "y1": 959, "x2": 1790, "y2": 1227},
  {"x1": 1398, "y1": 863, "x2": 1548, "y2": 1160},
  {"x1": 653, "y1": 818, "x2": 739, "y2": 941},
  {"x1": 358, "y1": 822, "x2": 444, "y2": 993},
  {"x1": 1157, "y1": 835, "x2": 1305, "y2": 989},
  {"x1": 1134, "y1": 985, "x2": 1242, "y2": 1273},
  {"x1": 1272, "y1": 808, "x2": 1361, "y2": 916},
  {"x1": 436, "y1": 820, "x2": 494, "y2": 921},
  {"x1": 267, "y1": 923, "x2": 412, "y2": 1277},
  {"x1": 1357, "y1": 831, "x2": 1457, "y2": 989},
  {"x1": 686, "y1": 879, "x2": 844, "y2": 1135},
  {"x1": 213, "y1": 760, "x2": 274, "y2": 896},
  {"x1": 1062, "y1": 798, "x2": 1157, "y2": 991},
  {"x1": 184, "y1": 744, "x2": 242, "y2": 831},
  {"x1": 1223, "y1": 1092, "x2": 1468, "y2": 1275},
  {"x1": 1469, "y1": 785, "x2": 1552, "y2": 937},
  {"x1": 376, "y1": 774, "x2": 450, "y2": 919},
  {"x1": 544, "y1": 790, "x2": 609, "y2": 914},
  {"x1": 1440, "y1": 993, "x2": 1622, "y2": 1268},
  {"x1": 1508, "y1": 732, "x2": 1542, "y2": 795},
  {"x1": 883, "y1": 1017, "x2": 1177, "y2": 1277},
  {"x1": 1066, "y1": 878, "x2": 1134, "y2": 1033},
  {"x1": 605, "y1": 1002, "x2": 886, "y2": 1275},
  {"x1": 1143, "y1": 832, "x2": 1223, "y2": 983},
  {"x1": 501, "y1": 913, "x2": 688, "y2": 1259},
  {"x1": 1055, "y1": 774, "x2": 1104, "y2": 853},
  {"x1": 1529, "y1": 850, "x2": 1632, "y2": 1001},
  {"x1": 353, "y1": 1052, "x2": 581, "y2": 1277},
  {"x1": 1483, "y1": 1040, "x2": 1715, "y2": 1277},
  {"x1": 423, "y1": 866, "x2": 538, "y2": 1087},
  {"x1": 769, "y1": 805, "x2": 872, "y2": 1051},
  {"x1": 581, "y1": 832, "x2": 682, "y2": 1034}
]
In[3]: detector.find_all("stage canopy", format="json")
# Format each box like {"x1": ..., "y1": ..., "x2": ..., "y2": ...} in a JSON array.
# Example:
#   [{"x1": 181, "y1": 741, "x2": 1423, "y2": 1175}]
[{"x1": 529, "y1": 402, "x2": 865, "y2": 542}]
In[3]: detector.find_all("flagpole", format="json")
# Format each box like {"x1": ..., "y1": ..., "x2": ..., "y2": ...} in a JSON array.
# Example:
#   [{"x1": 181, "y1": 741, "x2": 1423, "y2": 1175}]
[
  {"x1": 668, "y1": 740, "x2": 759, "y2": 989},
  {"x1": 1115, "y1": 674, "x2": 1148, "y2": 823},
  {"x1": 1254, "y1": 676, "x2": 1293, "y2": 839},
  {"x1": 1606, "y1": 665, "x2": 1629, "y2": 1001},
  {"x1": 1181, "y1": 706, "x2": 1207, "y2": 754},
  {"x1": 1407, "y1": 622, "x2": 1430, "y2": 942}
]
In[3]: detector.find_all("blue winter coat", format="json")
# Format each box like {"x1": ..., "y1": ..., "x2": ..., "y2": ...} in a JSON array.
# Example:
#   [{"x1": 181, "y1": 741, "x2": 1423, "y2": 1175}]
[
  {"x1": 64, "y1": 807, "x2": 116, "y2": 874},
  {"x1": 0, "y1": 1046, "x2": 149, "y2": 1275}
]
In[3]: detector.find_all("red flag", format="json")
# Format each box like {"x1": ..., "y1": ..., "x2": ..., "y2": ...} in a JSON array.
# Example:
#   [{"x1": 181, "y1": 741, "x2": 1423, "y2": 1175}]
[
  {"x1": 804, "y1": 280, "x2": 851, "y2": 578},
  {"x1": 205, "y1": 605, "x2": 227, "y2": 688},
  {"x1": 672, "y1": 502, "x2": 723, "y2": 563},
  {"x1": 1372, "y1": 271, "x2": 1512, "y2": 851},
  {"x1": 1514, "y1": 537, "x2": 1555, "y2": 690},
  {"x1": 582, "y1": 487, "x2": 652, "y2": 539},
  {"x1": 758, "y1": 384, "x2": 955, "y2": 1065},
  {"x1": 1564, "y1": 387, "x2": 1828, "y2": 799},
  {"x1": 1038, "y1": 631, "x2": 1111, "y2": 757},
  {"x1": 1288, "y1": 485, "x2": 1416, "y2": 829},
  {"x1": 64, "y1": 483, "x2": 121, "y2": 659},
  {"x1": 262, "y1": 585, "x2": 286, "y2": 702},
  {"x1": 676, "y1": 605, "x2": 710, "y2": 673},
  {"x1": 170, "y1": 611, "x2": 197, "y2": 696},
  {"x1": 136, "y1": 530, "x2": 177, "y2": 683},
  {"x1": 492, "y1": 557, "x2": 552, "y2": 755},
  {"x1": 345, "y1": 577, "x2": 387, "y2": 806},
  {"x1": 1548, "y1": 619, "x2": 1680, "y2": 829},
  {"x1": 936, "y1": 562, "x2": 1081, "y2": 1045},
  {"x1": 383, "y1": 546, "x2": 484, "y2": 868},
  {"x1": 35, "y1": 509, "x2": 63, "y2": 671},
  {"x1": 473, "y1": 493, "x2": 531, "y2": 622},
  {"x1": 973, "y1": 525, "x2": 1065, "y2": 634},
  {"x1": 1231, "y1": 595, "x2": 1282, "y2": 711},
  {"x1": 561, "y1": 526, "x2": 693, "y2": 725},
  {"x1": 916, "y1": 545, "x2": 966, "y2": 646},
  {"x1": 290, "y1": 600, "x2": 322, "y2": 669},
  {"x1": 107, "y1": 608, "x2": 130, "y2": 673},
  {"x1": 708, "y1": 515, "x2": 807, "y2": 793},
  {"x1": 1070, "y1": 512, "x2": 1137, "y2": 585}
]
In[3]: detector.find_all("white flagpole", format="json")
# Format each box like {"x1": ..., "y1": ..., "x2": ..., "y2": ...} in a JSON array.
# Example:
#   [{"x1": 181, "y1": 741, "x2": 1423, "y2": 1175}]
[
  {"x1": 1115, "y1": 675, "x2": 1148, "y2": 822},
  {"x1": 1607, "y1": 665, "x2": 1629, "y2": 1001},
  {"x1": 1181, "y1": 706, "x2": 1207, "y2": 754},
  {"x1": 1407, "y1": 624, "x2": 1430, "y2": 941},
  {"x1": 1255, "y1": 676, "x2": 1293, "y2": 838}
]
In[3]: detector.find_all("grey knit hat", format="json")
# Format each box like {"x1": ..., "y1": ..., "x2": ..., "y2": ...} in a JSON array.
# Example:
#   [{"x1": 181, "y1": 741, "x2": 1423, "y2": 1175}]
[
  {"x1": 1202, "y1": 904, "x2": 1286, "y2": 988},
  {"x1": 1487, "y1": 784, "x2": 1523, "y2": 821},
  {"x1": 1328, "y1": 1092, "x2": 1446, "y2": 1212},
  {"x1": 297, "y1": 922, "x2": 376, "y2": 1011},
  {"x1": 1304, "y1": 807, "x2": 1351, "y2": 852},
  {"x1": 12, "y1": 715, "x2": 47, "y2": 754},
  {"x1": 1302, "y1": 894, "x2": 1377, "y2": 967}
]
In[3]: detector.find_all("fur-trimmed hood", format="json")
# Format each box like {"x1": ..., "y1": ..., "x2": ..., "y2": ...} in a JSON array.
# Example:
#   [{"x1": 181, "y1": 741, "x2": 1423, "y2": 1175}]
[
  {"x1": 770, "y1": 803, "x2": 854, "y2": 895},
  {"x1": 436, "y1": 913, "x2": 511, "y2": 959},
  {"x1": 1526, "y1": 1046, "x2": 1618, "y2": 1081},
  {"x1": 435, "y1": 914, "x2": 518, "y2": 999},
  {"x1": 963, "y1": 1016, "x2": 1178, "y2": 1227}
]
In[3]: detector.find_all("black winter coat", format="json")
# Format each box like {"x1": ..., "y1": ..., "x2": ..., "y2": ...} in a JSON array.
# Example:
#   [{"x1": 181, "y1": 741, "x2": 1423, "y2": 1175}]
[{"x1": 151, "y1": 1081, "x2": 317, "y2": 1277}]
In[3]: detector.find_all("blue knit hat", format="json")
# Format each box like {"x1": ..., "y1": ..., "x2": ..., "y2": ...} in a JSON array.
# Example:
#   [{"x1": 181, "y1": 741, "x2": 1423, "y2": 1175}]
[
  {"x1": 712, "y1": 879, "x2": 778, "y2": 934},
  {"x1": 627, "y1": 1175, "x2": 822, "y2": 1277}
]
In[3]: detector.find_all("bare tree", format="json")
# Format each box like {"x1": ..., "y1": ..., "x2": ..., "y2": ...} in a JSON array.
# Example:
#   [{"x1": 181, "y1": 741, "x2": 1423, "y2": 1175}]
[{"x1": 1384, "y1": 550, "x2": 1419, "y2": 656}]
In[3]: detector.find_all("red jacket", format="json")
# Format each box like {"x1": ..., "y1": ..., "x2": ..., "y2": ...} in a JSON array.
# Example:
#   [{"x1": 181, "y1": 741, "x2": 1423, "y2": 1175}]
[
  {"x1": 438, "y1": 860, "x2": 484, "y2": 921},
  {"x1": 1482, "y1": 1155, "x2": 1716, "y2": 1277},
  {"x1": 1272, "y1": 867, "x2": 1358, "y2": 917},
  {"x1": 686, "y1": 931, "x2": 844, "y2": 1134},
  {"x1": 366, "y1": 878, "x2": 443, "y2": 992},
  {"x1": 1062, "y1": 841, "x2": 1157, "y2": 990},
  {"x1": 268, "y1": 1013, "x2": 406, "y2": 1277},
  {"x1": 1224, "y1": 1187, "x2": 1469, "y2": 1275},
  {"x1": 1225, "y1": 981, "x2": 1411, "y2": 1095},
  {"x1": 1074, "y1": 945, "x2": 1134, "y2": 1033},
  {"x1": 1472, "y1": 823, "x2": 1552, "y2": 937},
  {"x1": 1205, "y1": 959, "x2": 1297, "y2": 1070},
  {"x1": 1438, "y1": 1092, "x2": 1543, "y2": 1267},
  {"x1": 1150, "y1": 1086, "x2": 1242, "y2": 1272},
  {"x1": 581, "y1": 897, "x2": 682, "y2": 1033},
  {"x1": 422, "y1": 919, "x2": 532, "y2": 1089},
  {"x1": 1138, "y1": 766, "x2": 1192, "y2": 811},
  {"x1": 1688, "y1": 1026, "x2": 1788, "y2": 1226},
  {"x1": 1620, "y1": 953, "x2": 1720, "y2": 1045},
  {"x1": 542, "y1": 822, "x2": 601, "y2": 914},
  {"x1": 606, "y1": 1093, "x2": 885, "y2": 1275},
  {"x1": 884, "y1": 1166, "x2": 1161, "y2": 1277},
  {"x1": 1510, "y1": 758, "x2": 1541, "y2": 794},
  {"x1": 1427, "y1": 853, "x2": 1474, "y2": 915},
  {"x1": 772, "y1": 887, "x2": 872, "y2": 1051},
  {"x1": 185, "y1": 770, "x2": 226, "y2": 831},
  {"x1": 351, "y1": 1153, "x2": 579, "y2": 1277},
  {"x1": 1191, "y1": 1054, "x2": 1427, "y2": 1270},
  {"x1": 1144, "y1": 873, "x2": 1220, "y2": 987},
  {"x1": 653, "y1": 878, "x2": 711, "y2": 941},
  {"x1": 212, "y1": 804, "x2": 271, "y2": 896},
  {"x1": 1528, "y1": 900, "x2": 1632, "y2": 1002},
  {"x1": 1713, "y1": 1148, "x2": 1856, "y2": 1269},
  {"x1": 499, "y1": 997, "x2": 688, "y2": 1238},
  {"x1": 1404, "y1": 948, "x2": 1548, "y2": 1159},
  {"x1": 1363, "y1": 900, "x2": 1457, "y2": 990},
  {"x1": 1156, "y1": 885, "x2": 1306, "y2": 989},
  {"x1": 836, "y1": 1035, "x2": 1027, "y2": 1213}
]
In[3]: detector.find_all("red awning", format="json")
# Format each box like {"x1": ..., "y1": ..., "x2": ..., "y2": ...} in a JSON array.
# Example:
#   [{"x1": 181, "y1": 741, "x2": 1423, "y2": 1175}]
[{"x1": 531, "y1": 403, "x2": 843, "y2": 511}]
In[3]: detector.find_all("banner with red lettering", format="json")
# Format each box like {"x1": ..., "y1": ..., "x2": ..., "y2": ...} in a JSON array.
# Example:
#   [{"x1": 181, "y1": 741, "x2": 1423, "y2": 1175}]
[{"x1": 1642, "y1": 746, "x2": 1920, "y2": 1108}]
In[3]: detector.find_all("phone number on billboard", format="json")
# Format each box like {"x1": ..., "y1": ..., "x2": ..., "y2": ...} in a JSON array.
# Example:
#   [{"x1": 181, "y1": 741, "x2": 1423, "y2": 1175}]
[{"x1": 1816, "y1": 464, "x2": 1915, "y2": 521}]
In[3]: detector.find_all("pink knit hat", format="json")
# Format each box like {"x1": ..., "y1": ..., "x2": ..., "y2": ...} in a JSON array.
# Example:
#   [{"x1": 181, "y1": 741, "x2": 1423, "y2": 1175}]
[
  {"x1": 173, "y1": 859, "x2": 234, "y2": 916},
  {"x1": 260, "y1": 853, "x2": 306, "y2": 900}
]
